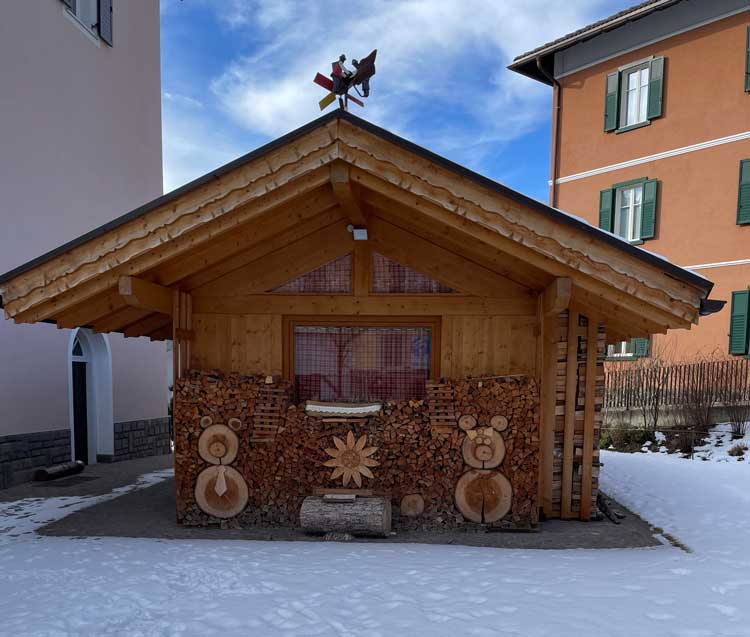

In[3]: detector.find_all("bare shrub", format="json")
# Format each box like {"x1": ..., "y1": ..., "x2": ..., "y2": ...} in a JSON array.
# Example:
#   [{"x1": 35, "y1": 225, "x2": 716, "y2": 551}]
[
  {"x1": 727, "y1": 443, "x2": 747, "y2": 457},
  {"x1": 631, "y1": 341, "x2": 673, "y2": 432}
]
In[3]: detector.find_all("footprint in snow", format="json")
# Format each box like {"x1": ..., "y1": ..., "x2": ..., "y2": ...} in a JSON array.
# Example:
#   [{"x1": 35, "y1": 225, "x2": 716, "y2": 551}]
[{"x1": 709, "y1": 604, "x2": 737, "y2": 617}]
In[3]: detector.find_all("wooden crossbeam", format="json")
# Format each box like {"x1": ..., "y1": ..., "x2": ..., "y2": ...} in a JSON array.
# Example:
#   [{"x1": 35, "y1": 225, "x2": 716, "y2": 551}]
[
  {"x1": 123, "y1": 313, "x2": 171, "y2": 338},
  {"x1": 118, "y1": 276, "x2": 173, "y2": 315},
  {"x1": 330, "y1": 161, "x2": 367, "y2": 226},
  {"x1": 93, "y1": 307, "x2": 152, "y2": 334},
  {"x1": 191, "y1": 294, "x2": 537, "y2": 316},
  {"x1": 542, "y1": 278, "x2": 571, "y2": 317}
]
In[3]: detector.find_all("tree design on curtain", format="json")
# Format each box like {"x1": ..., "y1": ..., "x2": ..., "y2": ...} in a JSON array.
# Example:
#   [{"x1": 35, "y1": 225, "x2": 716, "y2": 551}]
[{"x1": 371, "y1": 252, "x2": 454, "y2": 293}]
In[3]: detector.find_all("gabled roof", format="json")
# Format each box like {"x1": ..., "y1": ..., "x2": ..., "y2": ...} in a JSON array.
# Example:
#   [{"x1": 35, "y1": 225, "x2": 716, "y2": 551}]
[
  {"x1": 0, "y1": 109, "x2": 717, "y2": 343},
  {"x1": 0, "y1": 109, "x2": 709, "y2": 293},
  {"x1": 509, "y1": 0, "x2": 681, "y2": 84}
]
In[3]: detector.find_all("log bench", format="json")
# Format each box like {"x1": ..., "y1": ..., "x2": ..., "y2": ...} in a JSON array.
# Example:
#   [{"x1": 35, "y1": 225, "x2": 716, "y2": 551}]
[{"x1": 300, "y1": 491, "x2": 392, "y2": 537}]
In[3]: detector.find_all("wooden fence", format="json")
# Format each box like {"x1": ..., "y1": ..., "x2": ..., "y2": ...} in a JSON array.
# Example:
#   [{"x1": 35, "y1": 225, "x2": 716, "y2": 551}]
[{"x1": 605, "y1": 358, "x2": 750, "y2": 410}]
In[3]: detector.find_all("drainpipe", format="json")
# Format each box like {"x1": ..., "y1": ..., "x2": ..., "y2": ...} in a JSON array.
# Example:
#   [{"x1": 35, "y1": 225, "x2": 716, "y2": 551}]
[{"x1": 536, "y1": 58, "x2": 560, "y2": 209}]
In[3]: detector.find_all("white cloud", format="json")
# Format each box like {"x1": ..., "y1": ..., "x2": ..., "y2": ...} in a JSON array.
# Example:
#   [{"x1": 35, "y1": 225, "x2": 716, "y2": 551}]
[{"x1": 208, "y1": 0, "x2": 611, "y2": 152}]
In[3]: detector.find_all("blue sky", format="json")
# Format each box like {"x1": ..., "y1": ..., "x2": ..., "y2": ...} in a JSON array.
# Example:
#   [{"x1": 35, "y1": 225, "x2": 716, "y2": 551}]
[{"x1": 160, "y1": 0, "x2": 627, "y2": 204}]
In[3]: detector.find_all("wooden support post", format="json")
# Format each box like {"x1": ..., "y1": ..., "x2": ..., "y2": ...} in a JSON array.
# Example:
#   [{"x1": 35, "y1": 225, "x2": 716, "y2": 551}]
[
  {"x1": 353, "y1": 242, "x2": 371, "y2": 297},
  {"x1": 330, "y1": 161, "x2": 367, "y2": 226},
  {"x1": 561, "y1": 308, "x2": 579, "y2": 519},
  {"x1": 580, "y1": 315, "x2": 598, "y2": 521},
  {"x1": 119, "y1": 276, "x2": 173, "y2": 315},
  {"x1": 542, "y1": 278, "x2": 572, "y2": 317},
  {"x1": 172, "y1": 290, "x2": 193, "y2": 382}
]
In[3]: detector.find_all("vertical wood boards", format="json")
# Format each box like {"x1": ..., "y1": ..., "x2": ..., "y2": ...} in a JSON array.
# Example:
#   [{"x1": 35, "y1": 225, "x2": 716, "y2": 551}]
[
  {"x1": 580, "y1": 315, "x2": 599, "y2": 521},
  {"x1": 172, "y1": 290, "x2": 193, "y2": 381},
  {"x1": 560, "y1": 309, "x2": 579, "y2": 519}
]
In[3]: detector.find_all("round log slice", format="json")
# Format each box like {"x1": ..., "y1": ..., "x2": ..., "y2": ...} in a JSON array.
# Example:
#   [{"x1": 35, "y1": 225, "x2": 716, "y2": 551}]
[
  {"x1": 462, "y1": 429, "x2": 505, "y2": 469},
  {"x1": 400, "y1": 494, "x2": 425, "y2": 517},
  {"x1": 228, "y1": 417, "x2": 243, "y2": 432},
  {"x1": 458, "y1": 414, "x2": 477, "y2": 431},
  {"x1": 198, "y1": 424, "x2": 239, "y2": 465},
  {"x1": 490, "y1": 415, "x2": 509, "y2": 432},
  {"x1": 194, "y1": 466, "x2": 248, "y2": 519},
  {"x1": 454, "y1": 470, "x2": 513, "y2": 524},
  {"x1": 199, "y1": 415, "x2": 213, "y2": 429},
  {"x1": 300, "y1": 496, "x2": 391, "y2": 537}
]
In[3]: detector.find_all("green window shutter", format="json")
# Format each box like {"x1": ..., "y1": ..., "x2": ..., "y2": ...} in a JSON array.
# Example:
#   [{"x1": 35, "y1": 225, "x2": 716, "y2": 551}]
[
  {"x1": 632, "y1": 338, "x2": 649, "y2": 358},
  {"x1": 738, "y1": 159, "x2": 750, "y2": 225},
  {"x1": 729, "y1": 290, "x2": 750, "y2": 355},
  {"x1": 599, "y1": 188, "x2": 615, "y2": 232},
  {"x1": 640, "y1": 179, "x2": 658, "y2": 240},
  {"x1": 604, "y1": 72, "x2": 620, "y2": 132},
  {"x1": 745, "y1": 26, "x2": 749, "y2": 93},
  {"x1": 647, "y1": 57, "x2": 664, "y2": 120}
]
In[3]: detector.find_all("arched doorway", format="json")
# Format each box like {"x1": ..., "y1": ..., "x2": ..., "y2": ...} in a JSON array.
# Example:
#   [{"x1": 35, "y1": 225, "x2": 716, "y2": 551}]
[{"x1": 67, "y1": 329, "x2": 113, "y2": 464}]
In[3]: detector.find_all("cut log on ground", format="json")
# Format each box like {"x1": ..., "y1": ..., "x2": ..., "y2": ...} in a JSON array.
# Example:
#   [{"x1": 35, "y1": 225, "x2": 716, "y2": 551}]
[
  {"x1": 400, "y1": 494, "x2": 425, "y2": 517},
  {"x1": 300, "y1": 495, "x2": 392, "y2": 537},
  {"x1": 33, "y1": 460, "x2": 85, "y2": 481}
]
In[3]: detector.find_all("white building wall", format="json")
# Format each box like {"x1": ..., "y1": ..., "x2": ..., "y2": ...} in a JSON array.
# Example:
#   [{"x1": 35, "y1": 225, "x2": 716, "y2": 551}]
[{"x1": 0, "y1": 1, "x2": 167, "y2": 439}]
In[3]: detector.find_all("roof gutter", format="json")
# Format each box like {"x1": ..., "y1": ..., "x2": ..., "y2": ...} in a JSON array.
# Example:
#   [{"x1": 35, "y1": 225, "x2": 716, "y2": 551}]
[{"x1": 536, "y1": 58, "x2": 561, "y2": 208}]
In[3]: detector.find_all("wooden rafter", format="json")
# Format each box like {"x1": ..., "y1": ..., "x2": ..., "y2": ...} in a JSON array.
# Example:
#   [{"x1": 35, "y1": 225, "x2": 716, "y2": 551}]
[
  {"x1": 123, "y1": 312, "x2": 171, "y2": 339},
  {"x1": 93, "y1": 307, "x2": 152, "y2": 334},
  {"x1": 330, "y1": 161, "x2": 366, "y2": 226},
  {"x1": 118, "y1": 276, "x2": 172, "y2": 315}
]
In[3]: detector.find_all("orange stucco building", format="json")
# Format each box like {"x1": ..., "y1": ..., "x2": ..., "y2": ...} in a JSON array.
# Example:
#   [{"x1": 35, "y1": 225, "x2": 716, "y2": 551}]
[{"x1": 511, "y1": 0, "x2": 750, "y2": 360}]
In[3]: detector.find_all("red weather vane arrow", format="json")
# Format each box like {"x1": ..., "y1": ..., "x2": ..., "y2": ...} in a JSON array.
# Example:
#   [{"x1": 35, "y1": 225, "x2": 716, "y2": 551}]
[{"x1": 313, "y1": 49, "x2": 377, "y2": 111}]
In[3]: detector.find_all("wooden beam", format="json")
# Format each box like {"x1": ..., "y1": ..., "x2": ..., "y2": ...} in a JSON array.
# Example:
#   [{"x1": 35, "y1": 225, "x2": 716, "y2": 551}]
[
  {"x1": 580, "y1": 316, "x2": 598, "y2": 521},
  {"x1": 118, "y1": 276, "x2": 173, "y2": 315},
  {"x1": 123, "y1": 313, "x2": 171, "y2": 338},
  {"x1": 542, "y1": 278, "x2": 571, "y2": 317},
  {"x1": 330, "y1": 161, "x2": 366, "y2": 225},
  {"x1": 93, "y1": 307, "x2": 152, "y2": 334},
  {"x1": 353, "y1": 241, "x2": 370, "y2": 297},
  {"x1": 561, "y1": 308, "x2": 579, "y2": 520},
  {"x1": 191, "y1": 294, "x2": 537, "y2": 316},
  {"x1": 56, "y1": 290, "x2": 124, "y2": 329},
  {"x1": 368, "y1": 216, "x2": 532, "y2": 299},
  {"x1": 366, "y1": 193, "x2": 549, "y2": 291},
  {"x1": 154, "y1": 187, "x2": 338, "y2": 287},
  {"x1": 192, "y1": 221, "x2": 353, "y2": 297},
  {"x1": 538, "y1": 306, "x2": 560, "y2": 517}
]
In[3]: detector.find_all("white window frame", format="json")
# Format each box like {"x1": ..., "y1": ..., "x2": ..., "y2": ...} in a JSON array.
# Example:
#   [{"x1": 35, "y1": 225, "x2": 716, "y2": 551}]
[
  {"x1": 613, "y1": 183, "x2": 644, "y2": 243},
  {"x1": 619, "y1": 62, "x2": 650, "y2": 128}
]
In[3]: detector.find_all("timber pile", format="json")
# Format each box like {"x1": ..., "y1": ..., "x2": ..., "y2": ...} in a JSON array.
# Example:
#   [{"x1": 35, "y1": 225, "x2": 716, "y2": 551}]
[{"x1": 174, "y1": 370, "x2": 539, "y2": 529}]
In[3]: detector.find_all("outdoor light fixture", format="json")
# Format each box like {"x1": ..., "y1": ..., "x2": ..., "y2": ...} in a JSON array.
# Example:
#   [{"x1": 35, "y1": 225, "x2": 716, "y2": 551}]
[{"x1": 347, "y1": 224, "x2": 368, "y2": 240}]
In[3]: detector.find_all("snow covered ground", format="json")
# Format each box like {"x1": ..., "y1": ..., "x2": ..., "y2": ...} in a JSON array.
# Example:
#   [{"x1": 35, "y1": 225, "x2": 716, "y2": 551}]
[{"x1": 1, "y1": 454, "x2": 750, "y2": 636}]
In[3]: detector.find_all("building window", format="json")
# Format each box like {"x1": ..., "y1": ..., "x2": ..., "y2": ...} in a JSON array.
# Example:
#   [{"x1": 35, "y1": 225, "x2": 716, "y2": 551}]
[
  {"x1": 288, "y1": 319, "x2": 438, "y2": 402},
  {"x1": 614, "y1": 184, "x2": 643, "y2": 242},
  {"x1": 607, "y1": 338, "x2": 649, "y2": 360},
  {"x1": 65, "y1": 0, "x2": 99, "y2": 34},
  {"x1": 738, "y1": 159, "x2": 750, "y2": 226},
  {"x1": 604, "y1": 57, "x2": 664, "y2": 133},
  {"x1": 621, "y1": 64, "x2": 650, "y2": 127},
  {"x1": 371, "y1": 252, "x2": 454, "y2": 294},
  {"x1": 272, "y1": 254, "x2": 352, "y2": 294},
  {"x1": 599, "y1": 178, "x2": 658, "y2": 243}
]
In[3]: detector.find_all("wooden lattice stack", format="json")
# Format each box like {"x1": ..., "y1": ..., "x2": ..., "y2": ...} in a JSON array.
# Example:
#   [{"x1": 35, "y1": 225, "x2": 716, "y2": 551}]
[
  {"x1": 425, "y1": 381, "x2": 456, "y2": 433},
  {"x1": 252, "y1": 381, "x2": 288, "y2": 443}
]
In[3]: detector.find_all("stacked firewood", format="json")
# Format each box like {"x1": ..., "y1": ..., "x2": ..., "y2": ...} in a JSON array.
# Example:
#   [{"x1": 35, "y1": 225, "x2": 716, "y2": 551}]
[{"x1": 174, "y1": 370, "x2": 539, "y2": 529}]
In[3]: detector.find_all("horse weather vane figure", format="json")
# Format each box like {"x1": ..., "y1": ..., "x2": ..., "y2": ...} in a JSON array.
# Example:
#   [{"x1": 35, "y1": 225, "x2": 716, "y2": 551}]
[{"x1": 313, "y1": 49, "x2": 377, "y2": 111}]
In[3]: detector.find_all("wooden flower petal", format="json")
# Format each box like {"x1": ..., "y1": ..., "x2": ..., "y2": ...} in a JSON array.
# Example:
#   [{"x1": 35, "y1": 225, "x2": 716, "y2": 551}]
[
  {"x1": 323, "y1": 459, "x2": 340, "y2": 467},
  {"x1": 331, "y1": 466, "x2": 345, "y2": 480},
  {"x1": 352, "y1": 471, "x2": 363, "y2": 487},
  {"x1": 362, "y1": 457, "x2": 380, "y2": 467},
  {"x1": 346, "y1": 431, "x2": 355, "y2": 448},
  {"x1": 324, "y1": 447, "x2": 340, "y2": 458},
  {"x1": 359, "y1": 466, "x2": 374, "y2": 479},
  {"x1": 361, "y1": 447, "x2": 378, "y2": 457},
  {"x1": 342, "y1": 469, "x2": 353, "y2": 486},
  {"x1": 333, "y1": 436, "x2": 346, "y2": 451},
  {"x1": 355, "y1": 435, "x2": 368, "y2": 451}
]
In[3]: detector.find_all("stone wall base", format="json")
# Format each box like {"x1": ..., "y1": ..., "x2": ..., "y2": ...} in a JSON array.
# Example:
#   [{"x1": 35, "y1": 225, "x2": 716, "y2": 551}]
[
  {"x1": 111, "y1": 417, "x2": 172, "y2": 462},
  {"x1": 0, "y1": 429, "x2": 71, "y2": 489}
]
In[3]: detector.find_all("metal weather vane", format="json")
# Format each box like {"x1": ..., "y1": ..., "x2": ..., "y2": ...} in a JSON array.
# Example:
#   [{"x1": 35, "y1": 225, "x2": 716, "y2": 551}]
[{"x1": 313, "y1": 49, "x2": 377, "y2": 111}]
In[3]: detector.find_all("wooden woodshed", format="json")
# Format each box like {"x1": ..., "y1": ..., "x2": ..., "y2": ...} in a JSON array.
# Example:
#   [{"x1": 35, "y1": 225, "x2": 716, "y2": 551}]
[{"x1": 0, "y1": 111, "x2": 719, "y2": 529}]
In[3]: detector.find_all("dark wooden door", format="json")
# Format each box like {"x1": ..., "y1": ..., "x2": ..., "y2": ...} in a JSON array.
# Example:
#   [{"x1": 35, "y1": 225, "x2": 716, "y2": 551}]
[{"x1": 72, "y1": 361, "x2": 88, "y2": 464}]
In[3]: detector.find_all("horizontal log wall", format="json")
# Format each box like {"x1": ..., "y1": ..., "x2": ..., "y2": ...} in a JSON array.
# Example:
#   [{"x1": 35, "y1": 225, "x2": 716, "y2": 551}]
[{"x1": 174, "y1": 370, "x2": 539, "y2": 529}]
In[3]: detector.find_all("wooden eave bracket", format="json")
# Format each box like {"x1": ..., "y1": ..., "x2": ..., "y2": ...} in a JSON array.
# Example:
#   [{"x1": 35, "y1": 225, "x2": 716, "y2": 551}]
[
  {"x1": 118, "y1": 276, "x2": 173, "y2": 315},
  {"x1": 330, "y1": 161, "x2": 367, "y2": 226},
  {"x1": 542, "y1": 277, "x2": 571, "y2": 317}
]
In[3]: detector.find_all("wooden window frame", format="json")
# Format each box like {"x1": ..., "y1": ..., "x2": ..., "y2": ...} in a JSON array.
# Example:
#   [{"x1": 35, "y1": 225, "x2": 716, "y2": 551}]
[{"x1": 282, "y1": 315, "x2": 442, "y2": 383}]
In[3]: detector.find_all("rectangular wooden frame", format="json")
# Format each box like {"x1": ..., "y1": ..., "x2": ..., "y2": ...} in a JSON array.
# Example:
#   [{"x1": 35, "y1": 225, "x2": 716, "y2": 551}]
[{"x1": 282, "y1": 315, "x2": 442, "y2": 386}]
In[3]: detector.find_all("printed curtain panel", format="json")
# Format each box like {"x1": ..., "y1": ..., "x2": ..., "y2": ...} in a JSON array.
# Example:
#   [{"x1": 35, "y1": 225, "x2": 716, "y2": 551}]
[
  {"x1": 273, "y1": 254, "x2": 353, "y2": 293},
  {"x1": 371, "y1": 252, "x2": 453, "y2": 293},
  {"x1": 294, "y1": 325, "x2": 431, "y2": 402}
]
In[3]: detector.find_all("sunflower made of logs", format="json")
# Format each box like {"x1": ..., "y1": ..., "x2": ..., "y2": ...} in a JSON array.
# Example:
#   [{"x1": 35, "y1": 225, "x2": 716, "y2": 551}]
[{"x1": 323, "y1": 431, "x2": 379, "y2": 487}]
